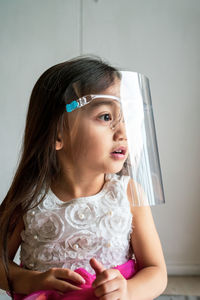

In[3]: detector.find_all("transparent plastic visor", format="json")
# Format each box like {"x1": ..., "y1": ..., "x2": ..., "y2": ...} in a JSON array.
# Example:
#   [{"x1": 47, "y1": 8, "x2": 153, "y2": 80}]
[{"x1": 64, "y1": 71, "x2": 165, "y2": 206}]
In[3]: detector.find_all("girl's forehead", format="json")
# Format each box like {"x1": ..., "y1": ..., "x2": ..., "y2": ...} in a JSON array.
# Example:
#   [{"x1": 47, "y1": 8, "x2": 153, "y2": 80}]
[{"x1": 100, "y1": 79, "x2": 120, "y2": 98}]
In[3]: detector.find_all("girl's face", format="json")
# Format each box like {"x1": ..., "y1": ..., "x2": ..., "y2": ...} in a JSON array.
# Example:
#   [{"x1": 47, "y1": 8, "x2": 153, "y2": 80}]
[{"x1": 62, "y1": 79, "x2": 128, "y2": 175}]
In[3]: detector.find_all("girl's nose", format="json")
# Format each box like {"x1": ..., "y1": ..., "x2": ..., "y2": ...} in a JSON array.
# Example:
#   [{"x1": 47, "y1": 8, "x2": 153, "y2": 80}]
[{"x1": 112, "y1": 120, "x2": 127, "y2": 141}]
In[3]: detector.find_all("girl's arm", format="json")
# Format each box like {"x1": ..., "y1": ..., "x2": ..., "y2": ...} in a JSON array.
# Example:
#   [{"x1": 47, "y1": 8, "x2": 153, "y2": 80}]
[
  {"x1": 0, "y1": 217, "x2": 25, "y2": 291},
  {"x1": 0, "y1": 217, "x2": 43, "y2": 294},
  {"x1": 126, "y1": 180, "x2": 168, "y2": 300},
  {"x1": 0, "y1": 218, "x2": 86, "y2": 295}
]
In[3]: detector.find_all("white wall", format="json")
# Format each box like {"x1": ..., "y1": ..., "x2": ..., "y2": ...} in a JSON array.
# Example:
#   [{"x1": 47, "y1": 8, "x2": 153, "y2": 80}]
[
  {"x1": 0, "y1": 0, "x2": 80, "y2": 200},
  {"x1": 0, "y1": 4, "x2": 200, "y2": 295}
]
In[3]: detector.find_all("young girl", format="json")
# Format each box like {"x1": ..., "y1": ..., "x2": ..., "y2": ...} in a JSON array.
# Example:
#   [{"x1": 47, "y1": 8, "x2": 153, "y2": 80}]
[{"x1": 0, "y1": 56, "x2": 167, "y2": 300}]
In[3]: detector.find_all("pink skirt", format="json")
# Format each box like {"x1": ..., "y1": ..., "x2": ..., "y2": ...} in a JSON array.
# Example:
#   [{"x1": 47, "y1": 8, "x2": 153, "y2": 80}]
[{"x1": 14, "y1": 260, "x2": 137, "y2": 300}]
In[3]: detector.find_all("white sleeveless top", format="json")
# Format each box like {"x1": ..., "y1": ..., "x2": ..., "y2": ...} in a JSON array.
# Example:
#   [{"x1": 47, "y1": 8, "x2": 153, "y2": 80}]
[{"x1": 20, "y1": 173, "x2": 134, "y2": 274}]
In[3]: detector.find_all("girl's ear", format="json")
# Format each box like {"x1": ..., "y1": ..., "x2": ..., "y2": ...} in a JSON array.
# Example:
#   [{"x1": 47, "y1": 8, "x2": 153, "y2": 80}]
[{"x1": 55, "y1": 133, "x2": 64, "y2": 150}]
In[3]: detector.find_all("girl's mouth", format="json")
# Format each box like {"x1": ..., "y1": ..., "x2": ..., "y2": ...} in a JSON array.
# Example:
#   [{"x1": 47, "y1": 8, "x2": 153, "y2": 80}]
[{"x1": 110, "y1": 147, "x2": 127, "y2": 160}]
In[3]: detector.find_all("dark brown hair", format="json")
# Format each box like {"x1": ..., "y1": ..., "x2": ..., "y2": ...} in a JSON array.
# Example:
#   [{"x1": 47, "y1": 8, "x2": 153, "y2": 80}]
[{"x1": 0, "y1": 55, "x2": 119, "y2": 296}]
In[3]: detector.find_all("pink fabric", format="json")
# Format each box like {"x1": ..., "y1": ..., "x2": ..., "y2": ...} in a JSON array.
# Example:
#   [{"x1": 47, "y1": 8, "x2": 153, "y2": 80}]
[{"x1": 14, "y1": 260, "x2": 137, "y2": 300}]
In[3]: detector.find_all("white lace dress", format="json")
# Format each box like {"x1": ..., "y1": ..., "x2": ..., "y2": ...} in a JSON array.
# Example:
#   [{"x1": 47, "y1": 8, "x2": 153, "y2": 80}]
[{"x1": 20, "y1": 173, "x2": 134, "y2": 274}]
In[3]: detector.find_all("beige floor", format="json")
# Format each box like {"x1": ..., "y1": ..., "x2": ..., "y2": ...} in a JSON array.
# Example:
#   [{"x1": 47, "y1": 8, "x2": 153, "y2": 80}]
[{"x1": 164, "y1": 276, "x2": 200, "y2": 296}]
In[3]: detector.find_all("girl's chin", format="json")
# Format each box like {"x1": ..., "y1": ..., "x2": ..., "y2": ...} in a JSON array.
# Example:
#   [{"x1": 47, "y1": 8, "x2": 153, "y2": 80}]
[{"x1": 106, "y1": 163, "x2": 125, "y2": 174}]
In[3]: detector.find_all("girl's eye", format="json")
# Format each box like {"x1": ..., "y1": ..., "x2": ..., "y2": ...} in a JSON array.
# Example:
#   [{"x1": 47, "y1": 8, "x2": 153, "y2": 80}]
[{"x1": 98, "y1": 114, "x2": 112, "y2": 122}]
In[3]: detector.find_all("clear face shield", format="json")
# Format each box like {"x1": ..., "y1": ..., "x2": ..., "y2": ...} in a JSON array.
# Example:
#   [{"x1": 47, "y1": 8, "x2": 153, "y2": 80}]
[{"x1": 64, "y1": 71, "x2": 165, "y2": 206}]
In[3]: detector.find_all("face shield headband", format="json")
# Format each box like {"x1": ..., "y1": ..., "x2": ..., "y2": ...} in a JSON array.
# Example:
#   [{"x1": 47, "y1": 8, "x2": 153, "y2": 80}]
[{"x1": 65, "y1": 71, "x2": 165, "y2": 206}]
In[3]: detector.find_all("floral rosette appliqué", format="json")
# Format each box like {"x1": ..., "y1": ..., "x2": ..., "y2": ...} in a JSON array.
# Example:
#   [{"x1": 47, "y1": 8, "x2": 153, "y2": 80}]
[
  {"x1": 64, "y1": 230, "x2": 103, "y2": 258},
  {"x1": 22, "y1": 210, "x2": 64, "y2": 244},
  {"x1": 99, "y1": 207, "x2": 132, "y2": 239},
  {"x1": 101, "y1": 181, "x2": 125, "y2": 209},
  {"x1": 65, "y1": 202, "x2": 98, "y2": 229},
  {"x1": 38, "y1": 193, "x2": 59, "y2": 211}
]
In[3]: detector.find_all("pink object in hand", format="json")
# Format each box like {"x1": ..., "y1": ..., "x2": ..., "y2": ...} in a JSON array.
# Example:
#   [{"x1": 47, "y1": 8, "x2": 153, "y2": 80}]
[{"x1": 14, "y1": 260, "x2": 137, "y2": 300}]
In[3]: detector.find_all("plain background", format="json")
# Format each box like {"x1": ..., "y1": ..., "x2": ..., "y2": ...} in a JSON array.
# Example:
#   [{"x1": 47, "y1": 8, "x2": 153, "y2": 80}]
[{"x1": 0, "y1": 3, "x2": 200, "y2": 297}]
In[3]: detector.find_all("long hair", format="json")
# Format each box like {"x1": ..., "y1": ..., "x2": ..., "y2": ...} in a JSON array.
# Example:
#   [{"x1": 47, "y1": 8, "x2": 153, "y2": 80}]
[{"x1": 0, "y1": 55, "x2": 119, "y2": 295}]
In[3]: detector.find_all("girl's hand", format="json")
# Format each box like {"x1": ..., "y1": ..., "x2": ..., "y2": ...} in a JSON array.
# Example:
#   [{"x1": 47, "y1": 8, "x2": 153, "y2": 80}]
[
  {"x1": 90, "y1": 258, "x2": 130, "y2": 300},
  {"x1": 28, "y1": 267, "x2": 86, "y2": 294}
]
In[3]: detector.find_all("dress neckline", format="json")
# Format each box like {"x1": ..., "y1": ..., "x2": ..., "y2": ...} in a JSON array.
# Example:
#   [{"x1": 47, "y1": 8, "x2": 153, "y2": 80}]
[{"x1": 48, "y1": 173, "x2": 113, "y2": 204}]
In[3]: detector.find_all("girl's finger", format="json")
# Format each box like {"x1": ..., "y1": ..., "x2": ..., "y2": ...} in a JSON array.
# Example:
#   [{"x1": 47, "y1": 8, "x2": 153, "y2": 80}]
[
  {"x1": 94, "y1": 278, "x2": 119, "y2": 297},
  {"x1": 99, "y1": 289, "x2": 120, "y2": 300},
  {"x1": 92, "y1": 269, "x2": 120, "y2": 288},
  {"x1": 54, "y1": 279, "x2": 82, "y2": 293},
  {"x1": 90, "y1": 257, "x2": 105, "y2": 275},
  {"x1": 54, "y1": 268, "x2": 86, "y2": 284}
]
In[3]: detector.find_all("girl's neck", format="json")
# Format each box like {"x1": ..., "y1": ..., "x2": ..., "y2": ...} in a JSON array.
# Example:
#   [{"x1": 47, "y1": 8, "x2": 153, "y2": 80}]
[{"x1": 51, "y1": 172, "x2": 106, "y2": 202}]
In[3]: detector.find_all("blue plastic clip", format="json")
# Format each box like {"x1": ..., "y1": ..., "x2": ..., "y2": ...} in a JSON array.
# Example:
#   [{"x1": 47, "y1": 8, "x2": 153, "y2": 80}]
[{"x1": 66, "y1": 101, "x2": 79, "y2": 112}]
